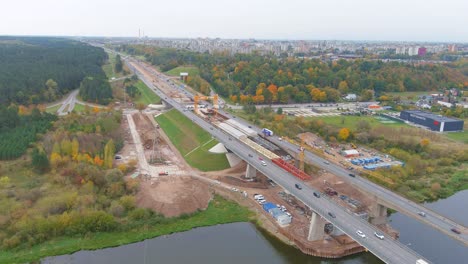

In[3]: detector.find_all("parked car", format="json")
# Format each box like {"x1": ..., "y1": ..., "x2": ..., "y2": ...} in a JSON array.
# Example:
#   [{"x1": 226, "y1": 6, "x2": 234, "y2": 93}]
[
  {"x1": 295, "y1": 184, "x2": 302, "y2": 190},
  {"x1": 285, "y1": 212, "x2": 292, "y2": 217},
  {"x1": 313, "y1": 192, "x2": 321, "y2": 198},
  {"x1": 328, "y1": 212, "x2": 336, "y2": 218},
  {"x1": 451, "y1": 228, "x2": 461, "y2": 234},
  {"x1": 374, "y1": 232, "x2": 385, "y2": 240},
  {"x1": 356, "y1": 230, "x2": 366, "y2": 238},
  {"x1": 259, "y1": 200, "x2": 266, "y2": 205}
]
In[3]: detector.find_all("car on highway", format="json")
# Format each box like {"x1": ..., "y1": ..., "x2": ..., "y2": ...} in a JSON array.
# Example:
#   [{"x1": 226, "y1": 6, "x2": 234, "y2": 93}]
[
  {"x1": 261, "y1": 161, "x2": 267, "y2": 166},
  {"x1": 349, "y1": 173, "x2": 356, "y2": 177},
  {"x1": 328, "y1": 212, "x2": 336, "y2": 218},
  {"x1": 313, "y1": 192, "x2": 321, "y2": 198},
  {"x1": 324, "y1": 161, "x2": 330, "y2": 165},
  {"x1": 418, "y1": 211, "x2": 426, "y2": 217},
  {"x1": 374, "y1": 232, "x2": 385, "y2": 240},
  {"x1": 258, "y1": 157, "x2": 263, "y2": 160},
  {"x1": 295, "y1": 184, "x2": 302, "y2": 190},
  {"x1": 356, "y1": 230, "x2": 366, "y2": 238},
  {"x1": 248, "y1": 125, "x2": 252, "y2": 128},
  {"x1": 451, "y1": 228, "x2": 461, "y2": 234},
  {"x1": 248, "y1": 154, "x2": 253, "y2": 158}
]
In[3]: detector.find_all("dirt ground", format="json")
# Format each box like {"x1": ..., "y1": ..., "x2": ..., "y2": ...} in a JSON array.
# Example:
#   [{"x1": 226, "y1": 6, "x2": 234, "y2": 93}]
[{"x1": 136, "y1": 176, "x2": 212, "y2": 217}]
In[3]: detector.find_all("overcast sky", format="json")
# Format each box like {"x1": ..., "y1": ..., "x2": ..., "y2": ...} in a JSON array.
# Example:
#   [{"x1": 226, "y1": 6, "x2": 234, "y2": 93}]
[{"x1": 1, "y1": 0, "x2": 467, "y2": 42}]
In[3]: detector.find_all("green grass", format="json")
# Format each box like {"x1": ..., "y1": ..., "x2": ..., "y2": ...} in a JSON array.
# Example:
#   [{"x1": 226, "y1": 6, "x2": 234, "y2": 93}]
[
  {"x1": 444, "y1": 130, "x2": 468, "y2": 143},
  {"x1": 0, "y1": 195, "x2": 253, "y2": 264},
  {"x1": 165, "y1": 66, "x2": 200, "y2": 77},
  {"x1": 155, "y1": 109, "x2": 229, "y2": 171},
  {"x1": 307, "y1": 115, "x2": 407, "y2": 130},
  {"x1": 134, "y1": 80, "x2": 161, "y2": 105},
  {"x1": 72, "y1": 103, "x2": 86, "y2": 113},
  {"x1": 46, "y1": 104, "x2": 61, "y2": 114}
]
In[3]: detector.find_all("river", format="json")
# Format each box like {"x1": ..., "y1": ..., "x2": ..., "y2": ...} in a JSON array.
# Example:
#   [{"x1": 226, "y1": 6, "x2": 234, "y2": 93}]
[{"x1": 42, "y1": 190, "x2": 468, "y2": 264}]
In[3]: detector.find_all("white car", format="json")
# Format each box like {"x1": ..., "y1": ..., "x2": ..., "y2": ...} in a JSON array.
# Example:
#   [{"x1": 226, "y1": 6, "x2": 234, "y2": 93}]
[
  {"x1": 374, "y1": 232, "x2": 385, "y2": 240},
  {"x1": 285, "y1": 212, "x2": 292, "y2": 217},
  {"x1": 261, "y1": 161, "x2": 267, "y2": 166},
  {"x1": 356, "y1": 230, "x2": 366, "y2": 238},
  {"x1": 259, "y1": 200, "x2": 266, "y2": 205}
]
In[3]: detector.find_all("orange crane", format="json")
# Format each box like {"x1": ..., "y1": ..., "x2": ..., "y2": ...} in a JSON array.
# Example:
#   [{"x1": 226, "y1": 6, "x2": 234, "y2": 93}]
[{"x1": 194, "y1": 94, "x2": 219, "y2": 116}]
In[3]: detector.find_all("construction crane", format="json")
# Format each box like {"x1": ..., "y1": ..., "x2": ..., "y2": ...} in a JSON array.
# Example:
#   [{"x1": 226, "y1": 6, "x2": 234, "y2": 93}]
[{"x1": 194, "y1": 94, "x2": 218, "y2": 116}]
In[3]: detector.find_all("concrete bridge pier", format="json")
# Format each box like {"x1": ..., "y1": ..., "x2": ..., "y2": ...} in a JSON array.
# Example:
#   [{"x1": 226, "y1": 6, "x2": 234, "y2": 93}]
[
  {"x1": 370, "y1": 203, "x2": 388, "y2": 225},
  {"x1": 307, "y1": 212, "x2": 327, "y2": 241},
  {"x1": 245, "y1": 163, "x2": 257, "y2": 178}
]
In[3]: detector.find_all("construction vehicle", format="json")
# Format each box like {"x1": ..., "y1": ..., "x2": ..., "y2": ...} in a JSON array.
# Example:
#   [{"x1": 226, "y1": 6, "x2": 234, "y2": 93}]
[
  {"x1": 351, "y1": 143, "x2": 357, "y2": 149},
  {"x1": 194, "y1": 94, "x2": 218, "y2": 116}
]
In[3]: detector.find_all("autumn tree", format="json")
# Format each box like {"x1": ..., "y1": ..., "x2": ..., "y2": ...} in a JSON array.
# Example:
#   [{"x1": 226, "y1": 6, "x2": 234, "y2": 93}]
[
  {"x1": 72, "y1": 138, "x2": 79, "y2": 159},
  {"x1": 338, "y1": 128, "x2": 350, "y2": 141},
  {"x1": 104, "y1": 139, "x2": 116, "y2": 169},
  {"x1": 338, "y1": 81, "x2": 349, "y2": 94}
]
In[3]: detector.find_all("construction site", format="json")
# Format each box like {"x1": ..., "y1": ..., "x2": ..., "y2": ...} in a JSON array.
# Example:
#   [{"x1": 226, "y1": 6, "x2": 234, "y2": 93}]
[{"x1": 117, "y1": 58, "x2": 400, "y2": 258}]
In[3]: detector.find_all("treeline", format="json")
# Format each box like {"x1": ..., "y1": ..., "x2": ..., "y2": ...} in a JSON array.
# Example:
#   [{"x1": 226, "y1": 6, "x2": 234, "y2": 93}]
[
  {"x1": 0, "y1": 37, "x2": 110, "y2": 105},
  {"x1": 0, "y1": 105, "x2": 56, "y2": 160},
  {"x1": 79, "y1": 77, "x2": 113, "y2": 105},
  {"x1": 116, "y1": 45, "x2": 467, "y2": 104}
]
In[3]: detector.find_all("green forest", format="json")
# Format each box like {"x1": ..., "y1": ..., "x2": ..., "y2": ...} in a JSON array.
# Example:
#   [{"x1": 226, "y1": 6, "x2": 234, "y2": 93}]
[
  {"x1": 0, "y1": 105, "x2": 57, "y2": 160},
  {"x1": 117, "y1": 45, "x2": 467, "y2": 104},
  {"x1": 0, "y1": 37, "x2": 112, "y2": 105}
]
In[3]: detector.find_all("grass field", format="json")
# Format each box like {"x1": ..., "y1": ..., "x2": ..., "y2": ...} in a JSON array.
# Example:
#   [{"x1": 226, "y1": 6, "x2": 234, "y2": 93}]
[
  {"x1": 134, "y1": 80, "x2": 161, "y2": 105},
  {"x1": 307, "y1": 115, "x2": 407, "y2": 130},
  {"x1": 155, "y1": 109, "x2": 230, "y2": 171},
  {"x1": 445, "y1": 130, "x2": 468, "y2": 143},
  {"x1": 0, "y1": 195, "x2": 252, "y2": 264},
  {"x1": 165, "y1": 66, "x2": 200, "y2": 77},
  {"x1": 46, "y1": 104, "x2": 61, "y2": 114}
]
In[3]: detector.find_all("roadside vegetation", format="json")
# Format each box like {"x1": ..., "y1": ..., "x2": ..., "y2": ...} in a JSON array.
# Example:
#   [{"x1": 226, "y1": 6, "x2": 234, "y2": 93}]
[
  {"x1": 165, "y1": 66, "x2": 200, "y2": 77},
  {"x1": 237, "y1": 107, "x2": 468, "y2": 202},
  {"x1": 0, "y1": 195, "x2": 252, "y2": 264},
  {"x1": 133, "y1": 80, "x2": 161, "y2": 105},
  {"x1": 155, "y1": 109, "x2": 230, "y2": 171}
]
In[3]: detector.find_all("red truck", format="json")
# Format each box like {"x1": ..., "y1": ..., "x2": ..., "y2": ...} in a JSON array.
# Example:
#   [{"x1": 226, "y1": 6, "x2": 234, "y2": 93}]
[{"x1": 158, "y1": 171, "x2": 169, "y2": 176}]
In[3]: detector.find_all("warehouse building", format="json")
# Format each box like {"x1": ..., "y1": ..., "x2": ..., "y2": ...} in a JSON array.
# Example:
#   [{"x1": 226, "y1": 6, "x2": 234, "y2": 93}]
[{"x1": 400, "y1": 110, "x2": 464, "y2": 132}]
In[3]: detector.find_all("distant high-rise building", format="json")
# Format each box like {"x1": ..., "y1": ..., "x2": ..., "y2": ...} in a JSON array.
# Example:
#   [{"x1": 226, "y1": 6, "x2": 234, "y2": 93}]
[
  {"x1": 418, "y1": 47, "x2": 427, "y2": 56},
  {"x1": 448, "y1": 44, "x2": 457, "y2": 52},
  {"x1": 396, "y1": 47, "x2": 407, "y2": 55},
  {"x1": 408, "y1": 46, "x2": 419, "y2": 56}
]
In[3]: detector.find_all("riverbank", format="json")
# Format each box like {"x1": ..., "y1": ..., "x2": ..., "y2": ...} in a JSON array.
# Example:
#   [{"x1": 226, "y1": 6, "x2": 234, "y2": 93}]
[{"x1": 0, "y1": 195, "x2": 253, "y2": 264}]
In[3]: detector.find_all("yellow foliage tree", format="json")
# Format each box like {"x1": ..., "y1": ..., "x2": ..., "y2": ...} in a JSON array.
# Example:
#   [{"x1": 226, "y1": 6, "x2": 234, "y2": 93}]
[
  {"x1": 420, "y1": 138, "x2": 430, "y2": 147},
  {"x1": 338, "y1": 128, "x2": 350, "y2": 141},
  {"x1": 50, "y1": 152, "x2": 63, "y2": 168}
]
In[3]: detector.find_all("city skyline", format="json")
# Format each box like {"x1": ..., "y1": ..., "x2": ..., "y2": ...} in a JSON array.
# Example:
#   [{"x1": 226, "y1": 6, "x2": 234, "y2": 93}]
[{"x1": 1, "y1": 0, "x2": 467, "y2": 42}]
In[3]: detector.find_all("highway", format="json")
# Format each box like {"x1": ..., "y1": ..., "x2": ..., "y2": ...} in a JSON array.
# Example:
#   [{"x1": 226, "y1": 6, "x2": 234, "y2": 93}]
[{"x1": 125, "y1": 58, "x2": 432, "y2": 264}]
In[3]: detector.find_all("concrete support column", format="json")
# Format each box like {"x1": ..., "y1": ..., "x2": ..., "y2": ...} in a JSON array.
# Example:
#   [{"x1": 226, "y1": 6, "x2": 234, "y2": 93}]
[
  {"x1": 370, "y1": 203, "x2": 388, "y2": 225},
  {"x1": 307, "y1": 211, "x2": 327, "y2": 241},
  {"x1": 245, "y1": 163, "x2": 257, "y2": 178}
]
